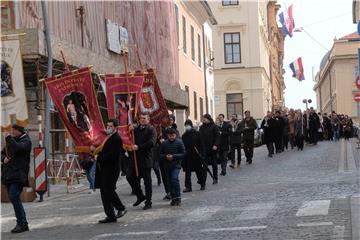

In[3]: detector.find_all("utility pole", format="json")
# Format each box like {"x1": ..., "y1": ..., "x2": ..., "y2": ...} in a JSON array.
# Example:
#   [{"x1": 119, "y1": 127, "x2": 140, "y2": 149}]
[{"x1": 41, "y1": 1, "x2": 52, "y2": 197}]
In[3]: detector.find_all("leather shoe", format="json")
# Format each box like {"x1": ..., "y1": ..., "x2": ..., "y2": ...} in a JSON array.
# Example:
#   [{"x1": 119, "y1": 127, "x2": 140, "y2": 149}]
[
  {"x1": 116, "y1": 209, "x2": 127, "y2": 218},
  {"x1": 200, "y1": 185, "x2": 206, "y2": 191},
  {"x1": 98, "y1": 217, "x2": 117, "y2": 224},
  {"x1": 11, "y1": 224, "x2": 29, "y2": 234},
  {"x1": 163, "y1": 194, "x2": 171, "y2": 201},
  {"x1": 183, "y1": 188, "x2": 192, "y2": 193},
  {"x1": 213, "y1": 179, "x2": 218, "y2": 184},
  {"x1": 143, "y1": 204, "x2": 152, "y2": 210},
  {"x1": 133, "y1": 196, "x2": 146, "y2": 207}
]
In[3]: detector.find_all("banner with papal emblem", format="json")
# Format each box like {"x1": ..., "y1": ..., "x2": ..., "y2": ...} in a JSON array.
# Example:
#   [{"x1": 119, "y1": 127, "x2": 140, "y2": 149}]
[
  {"x1": 1, "y1": 36, "x2": 29, "y2": 132},
  {"x1": 140, "y1": 69, "x2": 169, "y2": 134}
]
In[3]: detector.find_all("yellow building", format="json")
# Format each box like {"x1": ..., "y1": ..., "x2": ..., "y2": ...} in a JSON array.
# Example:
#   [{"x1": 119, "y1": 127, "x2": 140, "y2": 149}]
[
  {"x1": 209, "y1": 0, "x2": 272, "y2": 120},
  {"x1": 174, "y1": 1, "x2": 217, "y2": 130},
  {"x1": 267, "y1": 0, "x2": 285, "y2": 111},
  {"x1": 314, "y1": 32, "x2": 360, "y2": 122}
]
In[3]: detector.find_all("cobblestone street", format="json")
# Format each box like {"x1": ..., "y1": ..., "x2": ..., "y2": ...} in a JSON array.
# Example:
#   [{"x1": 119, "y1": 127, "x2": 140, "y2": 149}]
[{"x1": 2, "y1": 139, "x2": 359, "y2": 240}]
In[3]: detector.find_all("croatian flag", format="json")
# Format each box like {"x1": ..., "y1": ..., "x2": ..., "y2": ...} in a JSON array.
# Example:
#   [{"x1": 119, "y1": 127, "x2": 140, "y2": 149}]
[
  {"x1": 289, "y1": 57, "x2": 305, "y2": 81},
  {"x1": 279, "y1": 5, "x2": 294, "y2": 37}
]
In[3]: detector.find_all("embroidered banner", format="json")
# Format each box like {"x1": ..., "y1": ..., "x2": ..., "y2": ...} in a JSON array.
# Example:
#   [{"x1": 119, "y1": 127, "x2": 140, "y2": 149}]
[
  {"x1": 140, "y1": 69, "x2": 169, "y2": 135},
  {"x1": 105, "y1": 73, "x2": 144, "y2": 149},
  {"x1": 45, "y1": 67, "x2": 107, "y2": 152},
  {"x1": 1, "y1": 36, "x2": 29, "y2": 131}
]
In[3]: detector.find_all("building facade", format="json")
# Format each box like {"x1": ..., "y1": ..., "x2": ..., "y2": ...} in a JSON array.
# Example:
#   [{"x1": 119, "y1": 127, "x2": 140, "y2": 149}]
[
  {"x1": 267, "y1": 0, "x2": 285, "y2": 111},
  {"x1": 173, "y1": 1, "x2": 216, "y2": 130},
  {"x1": 353, "y1": 0, "x2": 360, "y2": 23},
  {"x1": 209, "y1": 0, "x2": 272, "y2": 120},
  {"x1": 313, "y1": 32, "x2": 360, "y2": 122},
  {"x1": 1, "y1": 1, "x2": 187, "y2": 150}
]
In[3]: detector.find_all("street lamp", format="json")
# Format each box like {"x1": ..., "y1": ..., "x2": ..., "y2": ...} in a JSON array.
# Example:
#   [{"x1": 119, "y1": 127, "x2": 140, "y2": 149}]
[{"x1": 302, "y1": 99, "x2": 312, "y2": 109}]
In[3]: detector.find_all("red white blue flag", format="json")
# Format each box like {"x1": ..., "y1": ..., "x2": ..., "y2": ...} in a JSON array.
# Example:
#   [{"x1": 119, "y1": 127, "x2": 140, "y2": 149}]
[
  {"x1": 279, "y1": 5, "x2": 294, "y2": 37},
  {"x1": 289, "y1": 57, "x2": 305, "y2": 81}
]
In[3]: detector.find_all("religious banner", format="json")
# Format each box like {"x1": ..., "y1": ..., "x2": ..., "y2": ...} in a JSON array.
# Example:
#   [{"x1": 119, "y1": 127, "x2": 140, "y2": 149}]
[
  {"x1": 140, "y1": 69, "x2": 169, "y2": 134},
  {"x1": 45, "y1": 67, "x2": 107, "y2": 152},
  {"x1": 1, "y1": 36, "x2": 29, "y2": 132},
  {"x1": 104, "y1": 72, "x2": 144, "y2": 149}
]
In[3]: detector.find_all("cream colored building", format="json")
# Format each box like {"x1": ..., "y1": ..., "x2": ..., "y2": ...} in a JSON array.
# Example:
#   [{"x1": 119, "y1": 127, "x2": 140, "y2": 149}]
[
  {"x1": 353, "y1": 0, "x2": 360, "y2": 23},
  {"x1": 313, "y1": 32, "x2": 360, "y2": 122},
  {"x1": 174, "y1": 1, "x2": 216, "y2": 130},
  {"x1": 209, "y1": 0, "x2": 272, "y2": 120}
]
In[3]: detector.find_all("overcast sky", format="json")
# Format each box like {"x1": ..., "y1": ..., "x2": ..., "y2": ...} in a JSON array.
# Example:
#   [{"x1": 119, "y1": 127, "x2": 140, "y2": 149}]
[{"x1": 279, "y1": 0, "x2": 356, "y2": 110}]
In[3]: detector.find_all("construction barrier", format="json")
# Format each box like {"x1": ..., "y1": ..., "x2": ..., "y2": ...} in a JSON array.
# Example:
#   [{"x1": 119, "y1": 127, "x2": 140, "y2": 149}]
[{"x1": 34, "y1": 147, "x2": 47, "y2": 196}]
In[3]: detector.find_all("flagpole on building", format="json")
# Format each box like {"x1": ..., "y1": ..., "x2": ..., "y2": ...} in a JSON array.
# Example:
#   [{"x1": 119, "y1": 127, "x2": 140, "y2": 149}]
[{"x1": 41, "y1": 0, "x2": 52, "y2": 197}]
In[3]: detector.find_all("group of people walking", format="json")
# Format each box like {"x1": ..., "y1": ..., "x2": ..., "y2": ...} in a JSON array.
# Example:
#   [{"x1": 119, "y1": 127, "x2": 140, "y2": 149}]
[
  {"x1": 260, "y1": 108, "x2": 355, "y2": 157},
  {"x1": 1, "y1": 108, "x2": 356, "y2": 232}
]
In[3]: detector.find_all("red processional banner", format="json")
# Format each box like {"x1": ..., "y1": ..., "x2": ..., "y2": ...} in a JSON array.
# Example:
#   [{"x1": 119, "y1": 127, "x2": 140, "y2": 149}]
[
  {"x1": 139, "y1": 69, "x2": 170, "y2": 135},
  {"x1": 104, "y1": 73, "x2": 145, "y2": 149},
  {"x1": 45, "y1": 67, "x2": 107, "y2": 152}
]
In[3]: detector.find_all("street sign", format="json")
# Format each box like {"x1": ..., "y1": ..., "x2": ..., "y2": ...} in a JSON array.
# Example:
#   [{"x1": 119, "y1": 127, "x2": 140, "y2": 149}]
[
  {"x1": 356, "y1": 75, "x2": 360, "y2": 90},
  {"x1": 354, "y1": 94, "x2": 360, "y2": 102}
]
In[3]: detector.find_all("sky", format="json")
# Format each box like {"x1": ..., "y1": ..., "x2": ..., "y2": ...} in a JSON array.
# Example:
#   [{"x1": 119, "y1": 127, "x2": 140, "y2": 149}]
[{"x1": 280, "y1": 0, "x2": 356, "y2": 110}]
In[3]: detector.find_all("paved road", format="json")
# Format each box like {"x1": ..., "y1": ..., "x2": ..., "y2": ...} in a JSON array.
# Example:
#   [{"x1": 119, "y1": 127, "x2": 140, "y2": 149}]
[{"x1": 2, "y1": 139, "x2": 359, "y2": 240}]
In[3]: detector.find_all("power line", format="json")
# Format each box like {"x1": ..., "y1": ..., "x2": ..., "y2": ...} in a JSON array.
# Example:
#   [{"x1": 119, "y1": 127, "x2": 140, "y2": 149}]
[{"x1": 302, "y1": 11, "x2": 351, "y2": 28}]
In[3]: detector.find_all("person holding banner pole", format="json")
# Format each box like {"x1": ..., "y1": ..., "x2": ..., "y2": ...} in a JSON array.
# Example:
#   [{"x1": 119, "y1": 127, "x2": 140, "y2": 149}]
[{"x1": 128, "y1": 113, "x2": 157, "y2": 210}]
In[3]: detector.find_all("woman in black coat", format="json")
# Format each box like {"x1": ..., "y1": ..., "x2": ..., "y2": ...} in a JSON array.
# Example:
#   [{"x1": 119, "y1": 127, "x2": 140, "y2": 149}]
[{"x1": 182, "y1": 120, "x2": 205, "y2": 192}]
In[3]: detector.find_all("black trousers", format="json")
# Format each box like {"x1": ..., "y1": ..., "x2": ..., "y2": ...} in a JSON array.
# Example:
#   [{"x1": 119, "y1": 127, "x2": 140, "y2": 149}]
[
  {"x1": 274, "y1": 136, "x2": 282, "y2": 152},
  {"x1": 282, "y1": 135, "x2": 289, "y2": 150},
  {"x1": 128, "y1": 168, "x2": 152, "y2": 205},
  {"x1": 243, "y1": 139, "x2": 254, "y2": 162},
  {"x1": 153, "y1": 159, "x2": 161, "y2": 183},
  {"x1": 219, "y1": 149, "x2": 229, "y2": 174},
  {"x1": 204, "y1": 153, "x2": 218, "y2": 182},
  {"x1": 296, "y1": 134, "x2": 304, "y2": 150},
  {"x1": 184, "y1": 168, "x2": 205, "y2": 189},
  {"x1": 266, "y1": 142, "x2": 275, "y2": 155},
  {"x1": 230, "y1": 144, "x2": 241, "y2": 165},
  {"x1": 100, "y1": 184, "x2": 125, "y2": 219}
]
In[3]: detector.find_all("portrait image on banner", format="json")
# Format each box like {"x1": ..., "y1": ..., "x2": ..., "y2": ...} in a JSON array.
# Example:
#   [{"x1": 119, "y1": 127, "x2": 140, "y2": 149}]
[
  {"x1": 1, "y1": 36, "x2": 29, "y2": 131},
  {"x1": 45, "y1": 67, "x2": 107, "y2": 152},
  {"x1": 140, "y1": 69, "x2": 170, "y2": 133},
  {"x1": 105, "y1": 73, "x2": 144, "y2": 149}
]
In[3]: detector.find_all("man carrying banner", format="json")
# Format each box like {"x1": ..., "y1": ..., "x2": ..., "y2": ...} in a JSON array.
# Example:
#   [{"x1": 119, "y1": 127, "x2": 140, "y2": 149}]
[
  {"x1": 128, "y1": 113, "x2": 157, "y2": 210},
  {"x1": 94, "y1": 119, "x2": 127, "y2": 223}
]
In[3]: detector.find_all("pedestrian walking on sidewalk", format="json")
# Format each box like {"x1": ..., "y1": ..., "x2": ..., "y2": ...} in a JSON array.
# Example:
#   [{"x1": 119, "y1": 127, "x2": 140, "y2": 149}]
[
  {"x1": 128, "y1": 113, "x2": 157, "y2": 210},
  {"x1": 288, "y1": 109, "x2": 296, "y2": 149},
  {"x1": 95, "y1": 119, "x2": 127, "y2": 223},
  {"x1": 160, "y1": 128, "x2": 186, "y2": 206},
  {"x1": 182, "y1": 119, "x2": 206, "y2": 192},
  {"x1": 199, "y1": 114, "x2": 220, "y2": 184},
  {"x1": 217, "y1": 114, "x2": 231, "y2": 176},
  {"x1": 239, "y1": 111, "x2": 258, "y2": 164},
  {"x1": 273, "y1": 111, "x2": 285, "y2": 153},
  {"x1": 295, "y1": 110, "x2": 305, "y2": 151},
  {"x1": 1, "y1": 124, "x2": 31, "y2": 233}
]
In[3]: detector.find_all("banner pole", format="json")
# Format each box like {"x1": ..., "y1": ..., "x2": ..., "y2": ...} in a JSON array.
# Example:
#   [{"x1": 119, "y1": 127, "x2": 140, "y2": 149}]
[{"x1": 123, "y1": 55, "x2": 139, "y2": 177}]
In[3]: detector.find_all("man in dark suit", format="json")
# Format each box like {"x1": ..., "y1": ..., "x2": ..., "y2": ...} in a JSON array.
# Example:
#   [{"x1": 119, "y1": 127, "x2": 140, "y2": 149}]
[
  {"x1": 128, "y1": 113, "x2": 157, "y2": 210},
  {"x1": 94, "y1": 119, "x2": 127, "y2": 223},
  {"x1": 217, "y1": 114, "x2": 231, "y2": 176}
]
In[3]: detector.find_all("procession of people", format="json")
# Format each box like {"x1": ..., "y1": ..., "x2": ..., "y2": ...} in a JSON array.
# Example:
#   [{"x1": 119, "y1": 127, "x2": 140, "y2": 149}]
[{"x1": 1, "y1": 108, "x2": 357, "y2": 232}]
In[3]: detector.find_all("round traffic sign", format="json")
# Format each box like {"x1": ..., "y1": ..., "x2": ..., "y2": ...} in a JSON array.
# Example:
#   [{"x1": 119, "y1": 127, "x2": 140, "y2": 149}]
[
  {"x1": 356, "y1": 75, "x2": 360, "y2": 90},
  {"x1": 354, "y1": 94, "x2": 360, "y2": 102}
]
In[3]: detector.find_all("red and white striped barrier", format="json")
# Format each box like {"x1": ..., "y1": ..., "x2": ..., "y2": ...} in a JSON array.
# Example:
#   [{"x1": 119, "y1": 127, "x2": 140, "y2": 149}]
[
  {"x1": 34, "y1": 147, "x2": 47, "y2": 193},
  {"x1": 38, "y1": 115, "x2": 43, "y2": 147}
]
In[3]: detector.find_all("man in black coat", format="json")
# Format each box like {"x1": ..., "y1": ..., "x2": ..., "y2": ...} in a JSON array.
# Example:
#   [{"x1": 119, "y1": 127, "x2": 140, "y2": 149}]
[
  {"x1": 217, "y1": 114, "x2": 231, "y2": 176},
  {"x1": 199, "y1": 114, "x2": 220, "y2": 184},
  {"x1": 182, "y1": 119, "x2": 205, "y2": 192},
  {"x1": 94, "y1": 119, "x2": 127, "y2": 223},
  {"x1": 239, "y1": 111, "x2": 258, "y2": 164},
  {"x1": 273, "y1": 111, "x2": 285, "y2": 153},
  {"x1": 261, "y1": 111, "x2": 276, "y2": 157},
  {"x1": 308, "y1": 108, "x2": 320, "y2": 145},
  {"x1": 128, "y1": 113, "x2": 157, "y2": 210},
  {"x1": 1, "y1": 124, "x2": 31, "y2": 233},
  {"x1": 229, "y1": 114, "x2": 242, "y2": 168}
]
